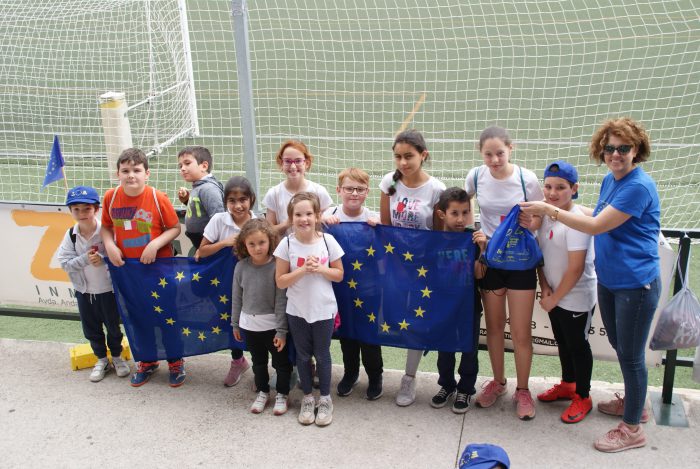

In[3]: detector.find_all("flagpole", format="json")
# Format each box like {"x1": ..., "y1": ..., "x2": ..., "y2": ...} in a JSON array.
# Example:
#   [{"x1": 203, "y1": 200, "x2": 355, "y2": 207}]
[{"x1": 61, "y1": 167, "x2": 68, "y2": 190}]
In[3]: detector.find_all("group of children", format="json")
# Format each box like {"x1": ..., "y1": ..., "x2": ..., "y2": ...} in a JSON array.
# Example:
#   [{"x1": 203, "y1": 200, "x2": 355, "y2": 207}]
[{"x1": 59, "y1": 126, "x2": 600, "y2": 430}]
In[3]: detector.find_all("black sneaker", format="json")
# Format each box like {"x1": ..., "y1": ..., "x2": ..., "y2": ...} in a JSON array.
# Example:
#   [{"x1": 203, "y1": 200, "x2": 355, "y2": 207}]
[
  {"x1": 431, "y1": 387, "x2": 455, "y2": 408},
  {"x1": 337, "y1": 373, "x2": 360, "y2": 396},
  {"x1": 366, "y1": 375, "x2": 383, "y2": 400},
  {"x1": 452, "y1": 392, "x2": 472, "y2": 414}
]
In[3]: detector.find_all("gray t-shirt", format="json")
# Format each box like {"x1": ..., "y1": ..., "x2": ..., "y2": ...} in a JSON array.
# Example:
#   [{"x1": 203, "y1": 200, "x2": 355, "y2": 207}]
[
  {"x1": 231, "y1": 257, "x2": 288, "y2": 339},
  {"x1": 185, "y1": 175, "x2": 225, "y2": 235}
]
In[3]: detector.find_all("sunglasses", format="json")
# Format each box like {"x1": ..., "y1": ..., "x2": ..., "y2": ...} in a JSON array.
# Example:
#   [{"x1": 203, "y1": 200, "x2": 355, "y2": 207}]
[{"x1": 603, "y1": 144, "x2": 633, "y2": 155}]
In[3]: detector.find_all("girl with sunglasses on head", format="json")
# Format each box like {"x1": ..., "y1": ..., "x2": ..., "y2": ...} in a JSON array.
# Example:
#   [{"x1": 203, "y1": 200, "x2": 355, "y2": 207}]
[{"x1": 521, "y1": 117, "x2": 660, "y2": 453}]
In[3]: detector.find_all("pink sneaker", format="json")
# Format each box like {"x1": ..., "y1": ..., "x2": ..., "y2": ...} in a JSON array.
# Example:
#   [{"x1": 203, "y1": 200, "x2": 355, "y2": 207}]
[
  {"x1": 475, "y1": 379, "x2": 507, "y2": 408},
  {"x1": 594, "y1": 422, "x2": 647, "y2": 453},
  {"x1": 512, "y1": 388, "x2": 536, "y2": 420},
  {"x1": 224, "y1": 357, "x2": 250, "y2": 387},
  {"x1": 597, "y1": 392, "x2": 650, "y2": 423}
]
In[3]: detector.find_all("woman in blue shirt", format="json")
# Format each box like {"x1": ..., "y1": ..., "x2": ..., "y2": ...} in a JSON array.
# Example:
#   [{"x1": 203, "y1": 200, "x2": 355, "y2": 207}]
[{"x1": 521, "y1": 117, "x2": 660, "y2": 453}]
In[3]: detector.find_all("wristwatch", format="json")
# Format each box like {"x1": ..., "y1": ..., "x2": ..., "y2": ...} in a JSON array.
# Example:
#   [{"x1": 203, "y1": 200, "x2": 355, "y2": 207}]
[{"x1": 550, "y1": 208, "x2": 559, "y2": 221}]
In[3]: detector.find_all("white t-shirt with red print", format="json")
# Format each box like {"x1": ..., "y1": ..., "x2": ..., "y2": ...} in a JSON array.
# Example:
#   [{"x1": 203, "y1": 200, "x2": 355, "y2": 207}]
[
  {"x1": 273, "y1": 232, "x2": 344, "y2": 323},
  {"x1": 379, "y1": 172, "x2": 445, "y2": 230}
]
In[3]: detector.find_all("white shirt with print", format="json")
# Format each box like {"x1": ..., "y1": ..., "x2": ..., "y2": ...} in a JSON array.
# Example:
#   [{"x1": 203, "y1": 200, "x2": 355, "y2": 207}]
[
  {"x1": 273, "y1": 233, "x2": 344, "y2": 323},
  {"x1": 378, "y1": 172, "x2": 445, "y2": 230}
]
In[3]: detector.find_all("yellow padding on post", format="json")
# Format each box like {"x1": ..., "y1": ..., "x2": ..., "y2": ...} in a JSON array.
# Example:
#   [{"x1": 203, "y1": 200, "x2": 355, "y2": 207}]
[{"x1": 69, "y1": 337, "x2": 131, "y2": 370}]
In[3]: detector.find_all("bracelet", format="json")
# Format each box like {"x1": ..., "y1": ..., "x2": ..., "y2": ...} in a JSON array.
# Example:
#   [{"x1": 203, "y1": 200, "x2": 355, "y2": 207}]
[{"x1": 549, "y1": 208, "x2": 559, "y2": 221}]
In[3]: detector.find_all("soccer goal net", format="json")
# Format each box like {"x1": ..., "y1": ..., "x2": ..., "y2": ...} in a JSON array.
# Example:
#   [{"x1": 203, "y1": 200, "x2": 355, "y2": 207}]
[{"x1": 0, "y1": 0, "x2": 199, "y2": 202}]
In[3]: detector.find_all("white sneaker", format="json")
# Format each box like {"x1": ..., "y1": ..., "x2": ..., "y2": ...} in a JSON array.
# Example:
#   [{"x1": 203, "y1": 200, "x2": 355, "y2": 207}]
[
  {"x1": 395, "y1": 374, "x2": 417, "y2": 407},
  {"x1": 89, "y1": 358, "x2": 111, "y2": 382},
  {"x1": 250, "y1": 391, "x2": 269, "y2": 414},
  {"x1": 298, "y1": 395, "x2": 316, "y2": 425},
  {"x1": 273, "y1": 394, "x2": 289, "y2": 416},
  {"x1": 315, "y1": 396, "x2": 333, "y2": 426},
  {"x1": 112, "y1": 356, "x2": 130, "y2": 378}
]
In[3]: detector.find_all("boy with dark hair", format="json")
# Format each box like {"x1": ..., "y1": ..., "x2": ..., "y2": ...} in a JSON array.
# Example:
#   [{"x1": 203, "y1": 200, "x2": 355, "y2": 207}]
[
  {"x1": 430, "y1": 187, "x2": 486, "y2": 413},
  {"x1": 176, "y1": 146, "x2": 225, "y2": 250},
  {"x1": 101, "y1": 148, "x2": 184, "y2": 387},
  {"x1": 58, "y1": 185, "x2": 130, "y2": 382}
]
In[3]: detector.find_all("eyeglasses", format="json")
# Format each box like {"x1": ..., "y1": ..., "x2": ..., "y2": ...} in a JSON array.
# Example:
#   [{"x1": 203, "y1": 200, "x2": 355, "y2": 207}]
[
  {"x1": 282, "y1": 158, "x2": 306, "y2": 167},
  {"x1": 341, "y1": 186, "x2": 368, "y2": 195},
  {"x1": 603, "y1": 144, "x2": 633, "y2": 155}
]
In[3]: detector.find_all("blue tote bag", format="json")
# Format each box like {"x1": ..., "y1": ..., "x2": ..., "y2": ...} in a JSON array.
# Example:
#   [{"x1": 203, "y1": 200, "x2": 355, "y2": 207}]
[{"x1": 484, "y1": 205, "x2": 542, "y2": 271}]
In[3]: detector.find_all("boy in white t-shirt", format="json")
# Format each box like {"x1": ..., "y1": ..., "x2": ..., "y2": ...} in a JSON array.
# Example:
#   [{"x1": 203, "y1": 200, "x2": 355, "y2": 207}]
[
  {"x1": 323, "y1": 168, "x2": 383, "y2": 400},
  {"x1": 535, "y1": 161, "x2": 597, "y2": 424}
]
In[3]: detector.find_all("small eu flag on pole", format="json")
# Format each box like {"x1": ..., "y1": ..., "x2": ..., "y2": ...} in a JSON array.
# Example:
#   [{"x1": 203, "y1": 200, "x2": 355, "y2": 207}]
[{"x1": 42, "y1": 135, "x2": 66, "y2": 190}]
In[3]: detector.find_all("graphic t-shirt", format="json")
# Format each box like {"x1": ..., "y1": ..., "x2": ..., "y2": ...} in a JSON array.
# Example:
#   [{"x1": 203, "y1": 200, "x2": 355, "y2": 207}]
[
  {"x1": 102, "y1": 186, "x2": 179, "y2": 259},
  {"x1": 378, "y1": 173, "x2": 445, "y2": 229}
]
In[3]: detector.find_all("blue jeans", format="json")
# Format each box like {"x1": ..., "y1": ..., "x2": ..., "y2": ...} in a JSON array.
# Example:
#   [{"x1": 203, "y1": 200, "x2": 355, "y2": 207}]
[{"x1": 597, "y1": 276, "x2": 661, "y2": 425}]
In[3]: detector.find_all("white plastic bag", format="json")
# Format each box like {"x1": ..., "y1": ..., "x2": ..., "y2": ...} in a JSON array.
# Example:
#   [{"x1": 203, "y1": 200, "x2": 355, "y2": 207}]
[{"x1": 650, "y1": 251, "x2": 700, "y2": 351}]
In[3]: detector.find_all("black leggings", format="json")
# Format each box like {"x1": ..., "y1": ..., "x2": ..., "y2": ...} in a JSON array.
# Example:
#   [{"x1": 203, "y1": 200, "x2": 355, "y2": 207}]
[{"x1": 548, "y1": 305, "x2": 595, "y2": 398}]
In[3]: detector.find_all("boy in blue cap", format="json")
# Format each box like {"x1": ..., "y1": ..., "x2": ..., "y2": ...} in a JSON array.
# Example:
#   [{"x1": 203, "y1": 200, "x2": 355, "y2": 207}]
[
  {"x1": 535, "y1": 160, "x2": 597, "y2": 423},
  {"x1": 58, "y1": 186, "x2": 130, "y2": 382}
]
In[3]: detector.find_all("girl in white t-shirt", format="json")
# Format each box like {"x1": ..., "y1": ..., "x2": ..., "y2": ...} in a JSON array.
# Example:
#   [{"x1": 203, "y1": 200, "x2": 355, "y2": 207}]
[
  {"x1": 535, "y1": 161, "x2": 596, "y2": 424},
  {"x1": 274, "y1": 192, "x2": 345, "y2": 427},
  {"x1": 197, "y1": 175, "x2": 255, "y2": 386},
  {"x1": 378, "y1": 129, "x2": 446, "y2": 407},
  {"x1": 263, "y1": 140, "x2": 333, "y2": 236},
  {"x1": 464, "y1": 126, "x2": 544, "y2": 420}
]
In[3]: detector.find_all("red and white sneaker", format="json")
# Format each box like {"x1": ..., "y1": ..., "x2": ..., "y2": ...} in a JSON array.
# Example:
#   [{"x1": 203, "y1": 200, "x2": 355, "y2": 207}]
[
  {"x1": 537, "y1": 380, "x2": 576, "y2": 402},
  {"x1": 562, "y1": 394, "x2": 592, "y2": 424}
]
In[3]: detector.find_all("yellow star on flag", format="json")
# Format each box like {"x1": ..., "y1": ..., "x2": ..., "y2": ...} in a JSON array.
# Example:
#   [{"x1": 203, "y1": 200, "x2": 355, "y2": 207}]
[
  {"x1": 416, "y1": 266, "x2": 428, "y2": 278},
  {"x1": 210, "y1": 278, "x2": 220, "y2": 287},
  {"x1": 220, "y1": 312, "x2": 231, "y2": 321},
  {"x1": 175, "y1": 271, "x2": 185, "y2": 281},
  {"x1": 211, "y1": 326, "x2": 222, "y2": 335},
  {"x1": 384, "y1": 243, "x2": 394, "y2": 254},
  {"x1": 182, "y1": 327, "x2": 191, "y2": 336},
  {"x1": 192, "y1": 272, "x2": 201, "y2": 282},
  {"x1": 153, "y1": 306, "x2": 163, "y2": 314},
  {"x1": 414, "y1": 306, "x2": 425, "y2": 317},
  {"x1": 151, "y1": 291, "x2": 160, "y2": 299},
  {"x1": 354, "y1": 298, "x2": 364, "y2": 308},
  {"x1": 165, "y1": 318, "x2": 175, "y2": 325},
  {"x1": 347, "y1": 278, "x2": 358, "y2": 289},
  {"x1": 398, "y1": 319, "x2": 410, "y2": 330},
  {"x1": 402, "y1": 251, "x2": 414, "y2": 262},
  {"x1": 366, "y1": 245, "x2": 376, "y2": 257},
  {"x1": 352, "y1": 259, "x2": 363, "y2": 270},
  {"x1": 158, "y1": 278, "x2": 167, "y2": 288},
  {"x1": 367, "y1": 312, "x2": 376, "y2": 323},
  {"x1": 381, "y1": 321, "x2": 390, "y2": 332},
  {"x1": 197, "y1": 331, "x2": 206, "y2": 341},
  {"x1": 219, "y1": 295, "x2": 229, "y2": 304},
  {"x1": 421, "y1": 286, "x2": 432, "y2": 298}
]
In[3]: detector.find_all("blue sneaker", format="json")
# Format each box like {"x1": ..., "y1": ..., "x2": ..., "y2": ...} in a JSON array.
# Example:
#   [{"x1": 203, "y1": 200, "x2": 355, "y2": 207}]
[
  {"x1": 130, "y1": 361, "x2": 159, "y2": 387},
  {"x1": 168, "y1": 359, "x2": 186, "y2": 387}
]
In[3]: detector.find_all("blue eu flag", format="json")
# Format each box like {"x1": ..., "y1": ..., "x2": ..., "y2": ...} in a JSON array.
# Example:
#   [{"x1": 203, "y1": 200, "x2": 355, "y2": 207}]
[
  {"x1": 326, "y1": 223, "x2": 477, "y2": 353},
  {"x1": 42, "y1": 135, "x2": 65, "y2": 189},
  {"x1": 107, "y1": 250, "x2": 241, "y2": 362}
]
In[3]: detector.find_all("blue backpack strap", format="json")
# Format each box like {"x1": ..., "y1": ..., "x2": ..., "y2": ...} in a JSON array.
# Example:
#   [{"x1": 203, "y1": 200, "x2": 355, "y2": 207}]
[
  {"x1": 473, "y1": 167, "x2": 480, "y2": 197},
  {"x1": 518, "y1": 165, "x2": 527, "y2": 202}
]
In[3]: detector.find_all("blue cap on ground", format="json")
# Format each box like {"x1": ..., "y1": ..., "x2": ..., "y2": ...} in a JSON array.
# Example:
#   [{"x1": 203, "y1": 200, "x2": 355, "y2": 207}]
[
  {"x1": 459, "y1": 443, "x2": 510, "y2": 469},
  {"x1": 66, "y1": 186, "x2": 100, "y2": 206},
  {"x1": 543, "y1": 160, "x2": 579, "y2": 199}
]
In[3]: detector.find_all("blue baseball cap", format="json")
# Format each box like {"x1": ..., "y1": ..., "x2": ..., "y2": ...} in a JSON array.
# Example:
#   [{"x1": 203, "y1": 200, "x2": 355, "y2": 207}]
[
  {"x1": 459, "y1": 443, "x2": 510, "y2": 469},
  {"x1": 66, "y1": 186, "x2": 100, "y2": 206},
  {"x1": 543, "y1": 160, "x2": 579, "y2": 199}
]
